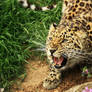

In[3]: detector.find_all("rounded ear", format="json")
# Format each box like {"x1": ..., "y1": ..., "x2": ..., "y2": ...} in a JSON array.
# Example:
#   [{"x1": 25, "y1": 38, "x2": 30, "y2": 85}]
[
  {"x1": 48, "y1": 23, "x2": 57, "y2": 35},
  {"x1": 49, "y1": 23, "x2": 57, "y2": 31},
  {"x1": 48, "y1": 24, "x2": 55, "y2": 35},
  {"x1": 53, "y1": 23, "x2": 57, "y2": 28},
  {"x1": 49, "y1": 24, "x2": 55, "y2": 31}
]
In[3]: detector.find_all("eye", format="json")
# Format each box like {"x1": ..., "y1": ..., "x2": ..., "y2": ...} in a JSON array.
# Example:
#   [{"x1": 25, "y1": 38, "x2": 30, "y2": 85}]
[
  {"x1": 49, "y1": 37, "x2": 52, "y2": 40},
  {"x1": 62, "y1": 39, "x2": 68, "y2": 43}
]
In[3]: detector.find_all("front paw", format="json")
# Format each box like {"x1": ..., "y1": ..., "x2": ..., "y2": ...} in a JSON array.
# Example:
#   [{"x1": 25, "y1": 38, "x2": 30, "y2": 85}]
[{"x1": 43, "y1": 72, "x2": 62, "y2": 89}]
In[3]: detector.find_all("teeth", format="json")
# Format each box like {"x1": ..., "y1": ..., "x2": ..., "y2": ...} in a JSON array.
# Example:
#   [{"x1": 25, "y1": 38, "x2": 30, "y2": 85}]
[
  {"x1": 53, "y1": 63, "x2": 56, "y2": 66},
  {"x1": 59, "y1": 63, "x2": 61, "y2": 66},
  {"x1": 53, "y1": 56, "x2": 63, "y2": 65},
  {"x1": 54, "y1": 62, "x2": 57, "y2": 65},
  {"x1": 58, "y1": 57, "x2": 60, "y2": 61}
]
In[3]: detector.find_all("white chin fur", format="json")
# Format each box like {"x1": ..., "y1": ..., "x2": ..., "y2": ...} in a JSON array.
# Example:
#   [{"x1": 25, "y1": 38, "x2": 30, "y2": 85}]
[{"x1": 49, "y1": 60, "x2": 53, "y2": 64}]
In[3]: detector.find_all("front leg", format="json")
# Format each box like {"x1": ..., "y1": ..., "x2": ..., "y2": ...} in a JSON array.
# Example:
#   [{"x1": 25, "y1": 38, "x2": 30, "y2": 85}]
[{"x1": 43, "y1": 64, "x2": 62, "y2": 89}]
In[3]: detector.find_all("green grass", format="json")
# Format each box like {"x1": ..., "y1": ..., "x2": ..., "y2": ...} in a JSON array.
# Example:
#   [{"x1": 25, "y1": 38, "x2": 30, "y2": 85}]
[{"x1": 0, "y1": 0, "x2": 62, "y2": 91}]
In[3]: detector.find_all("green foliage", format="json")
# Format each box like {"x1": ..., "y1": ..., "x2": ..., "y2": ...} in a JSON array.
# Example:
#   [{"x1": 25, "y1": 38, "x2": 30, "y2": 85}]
[
  {"x1": 0, "y1": 0, "x2": 30, "y2": 89},
  {"x1": 0, "y1": 0, "x2": 62, "y2": 90},
  {"x1": 82, "y1": 66, "x2": 92, "y2": 78}
]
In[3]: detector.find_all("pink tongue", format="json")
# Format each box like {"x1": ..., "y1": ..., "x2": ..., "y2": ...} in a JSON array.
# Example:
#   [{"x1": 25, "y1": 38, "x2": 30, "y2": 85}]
[{"x1": 54, "y1": 57, "x2": 64, "y2": 65}]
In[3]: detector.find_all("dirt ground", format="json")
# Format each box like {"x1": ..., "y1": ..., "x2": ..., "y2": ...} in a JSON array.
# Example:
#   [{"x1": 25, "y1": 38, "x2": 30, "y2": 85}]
[{"x1": 11, "y1": 59, "x2": 92, "y2": 92}]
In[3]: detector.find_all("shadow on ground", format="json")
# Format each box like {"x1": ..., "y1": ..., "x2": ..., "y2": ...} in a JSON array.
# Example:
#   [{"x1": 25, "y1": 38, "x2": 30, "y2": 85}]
[{"x1": 11, "y1": 59, "x2": 92, "y2": 92}]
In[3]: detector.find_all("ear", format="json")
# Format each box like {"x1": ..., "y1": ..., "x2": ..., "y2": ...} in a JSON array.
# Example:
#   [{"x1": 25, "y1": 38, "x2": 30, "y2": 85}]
[
  {"x1": 53, "y1": 23, "x2": 57, "y2": 28},
  {"x1": 49, "y1": 23, "x2": 57, "y2": 31},
  {"x1": 48, "y1": 24, "x2": 55, "y2": 35}
]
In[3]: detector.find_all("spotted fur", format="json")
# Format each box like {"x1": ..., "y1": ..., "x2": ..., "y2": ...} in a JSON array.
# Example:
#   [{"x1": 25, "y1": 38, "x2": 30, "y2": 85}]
[
  {"x1": 43, "y1": 0, "x2": 92, "y2": 89},
  {"x1": 18, "y1": 0, "x2": 92, "y2": 90}
]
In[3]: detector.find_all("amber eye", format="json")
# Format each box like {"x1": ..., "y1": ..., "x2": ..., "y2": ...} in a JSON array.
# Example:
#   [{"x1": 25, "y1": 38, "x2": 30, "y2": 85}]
[{"x1": 49, "y1": 37, "x2": 52, "y2": 40}]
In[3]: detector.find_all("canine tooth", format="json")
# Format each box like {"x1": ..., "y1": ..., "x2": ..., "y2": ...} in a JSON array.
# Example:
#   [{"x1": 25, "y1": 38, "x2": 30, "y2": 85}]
[{"x1": 59, "y1": 64, "x2": 61, "y2": 66}]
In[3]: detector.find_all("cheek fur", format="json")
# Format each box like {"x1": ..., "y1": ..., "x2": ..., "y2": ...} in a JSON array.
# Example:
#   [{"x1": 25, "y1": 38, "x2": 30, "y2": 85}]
[
  {"x1": 47, "y1": 50, "x2": 51, "y2": 56},
  {"x1": 47, "y1": 55, "x2": 53, "y2": 64}
]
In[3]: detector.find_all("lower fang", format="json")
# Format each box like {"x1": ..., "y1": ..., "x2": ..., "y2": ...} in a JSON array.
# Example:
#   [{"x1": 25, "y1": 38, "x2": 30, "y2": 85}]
[{"x1": 59, "y1": 64, "x2": 61, "y2": 66}]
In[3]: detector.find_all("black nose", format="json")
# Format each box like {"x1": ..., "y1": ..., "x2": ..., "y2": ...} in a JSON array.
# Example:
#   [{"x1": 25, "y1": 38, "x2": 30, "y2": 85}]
[{"x1": 50, "y1": 50, "x2": 56, "y2": 56}]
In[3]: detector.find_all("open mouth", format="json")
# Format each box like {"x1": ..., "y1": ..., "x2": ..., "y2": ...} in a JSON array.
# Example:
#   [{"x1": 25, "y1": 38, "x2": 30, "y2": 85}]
[{"x1": 53, "y1": 56, "x2": 67, "y2": 69}]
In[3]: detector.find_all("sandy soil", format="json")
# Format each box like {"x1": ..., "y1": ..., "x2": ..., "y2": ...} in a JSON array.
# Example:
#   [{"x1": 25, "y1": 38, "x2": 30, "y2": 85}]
[
  {"x1": 11, "y1": 59, "x2": 92, "y2": 92},
  {"x1": 65, "y1": 82, "x2": 92, "y2": 92}
]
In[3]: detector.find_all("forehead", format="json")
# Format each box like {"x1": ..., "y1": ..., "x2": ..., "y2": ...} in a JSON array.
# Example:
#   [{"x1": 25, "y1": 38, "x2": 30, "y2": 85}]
[
  {"x1": 48, "y1": 25, "x2": 66, "y2": 38},
  {"x1": 49, "y1": 37, "x2": 61, "y2": 48},
  {"x1": 47, "y1": 28, "x2": 65, "y2": 48}
]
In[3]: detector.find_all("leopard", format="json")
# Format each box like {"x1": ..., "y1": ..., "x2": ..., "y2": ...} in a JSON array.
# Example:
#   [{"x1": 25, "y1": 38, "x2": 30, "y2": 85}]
[
  {"x1": 43, "y1": 0, "x2": 92, "y2": 90},
  {"x1": 18, "y1": 0, "x2": 92, "y2": 90}
]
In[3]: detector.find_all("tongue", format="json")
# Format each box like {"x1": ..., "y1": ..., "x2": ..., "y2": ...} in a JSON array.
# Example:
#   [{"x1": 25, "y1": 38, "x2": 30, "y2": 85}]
[{"x1": 54, "y1": 57, "x2": 64, "y2": 65}]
